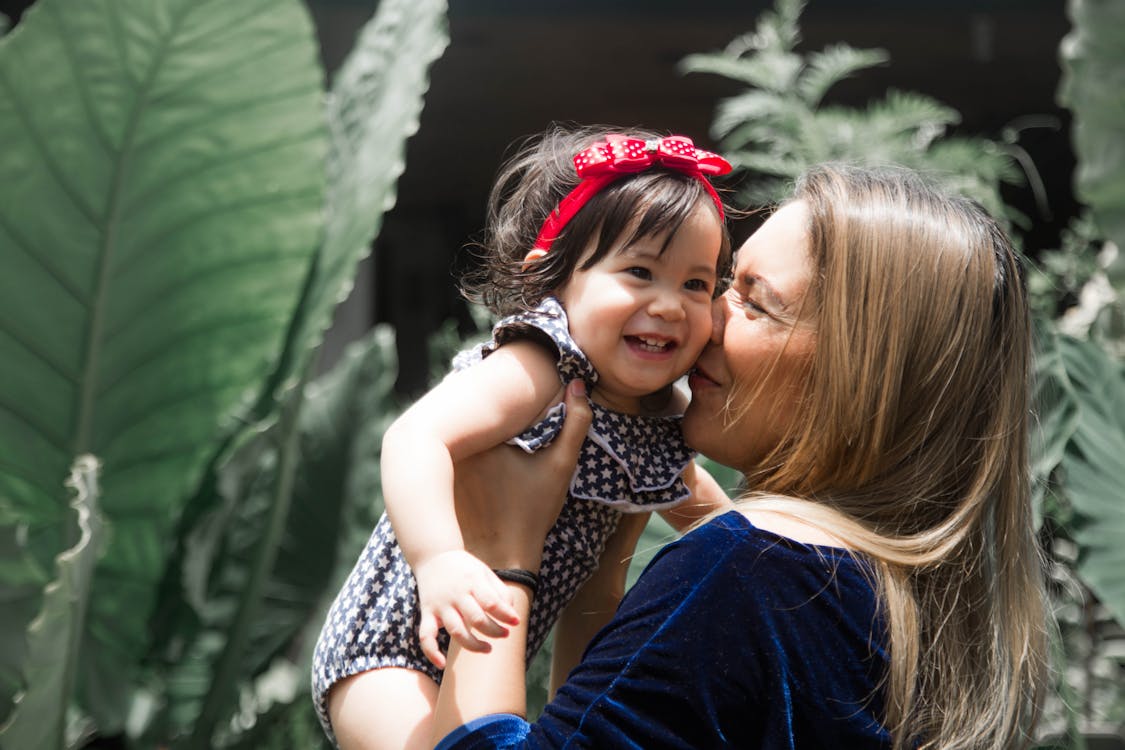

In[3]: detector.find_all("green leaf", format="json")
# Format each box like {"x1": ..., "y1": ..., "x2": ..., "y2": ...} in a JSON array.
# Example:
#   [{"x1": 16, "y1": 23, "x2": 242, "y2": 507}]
[
  {"x1": 1032, "y1": 332, "x2": 1081, "y2": 497},
  {"x1": 797, "y1": 44, "x2": 889, "y2": 107},
  {"x1": 680, "y1": 0, "x2": 803, "y2": 93},
  {"x1": 282, "y1": 0, "x2": 450, "y2": 398},
  {"x1": 684, "y1": 0, "x2": 1017, "y2": 214},
  {"x1": 0, "y1": 0, "x2": 327, "y2": 730},
  {"x1": 711, "y1": 90, "x2": 798, "y2": 141},
  {"x1": 0, "y1": 526, "x2": 48, "y2": 727},
  {"x1": 1059, "y1": 0, "x2": 1125, "y2": 274},
  {"x1": 862, "y1": 89, "x2": 961, "y2": 142},
  {"x1": 1067, "y1": 405, "x2": 1125, "y2": 628},
  {"x1": 153, "y1": 329, "x2": 399, "y2": 745},
  {"x1": 0, "y1": 456, "x2": 103, "y2": 749},
  {"x1": 159, "y1": 0, "x2": 449, "y2": 586},
  {"x1": 681, "y1": 51, "x2": 802, "y2": 93},
  {"x1": 1035, "y1": 330, "x2": 1125, "y2": 629},
  {"x1": 141, "y1": 0, "x2": 447, "y2": 741}
]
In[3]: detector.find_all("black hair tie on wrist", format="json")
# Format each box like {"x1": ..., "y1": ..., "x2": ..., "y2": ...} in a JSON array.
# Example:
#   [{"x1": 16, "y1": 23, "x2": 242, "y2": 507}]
[{"x1": 493, "y1": 568, "x2": 539, "y2": 596}]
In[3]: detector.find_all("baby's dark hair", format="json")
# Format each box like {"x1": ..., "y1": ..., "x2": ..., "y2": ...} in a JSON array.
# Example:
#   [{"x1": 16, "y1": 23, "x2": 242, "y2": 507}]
[{"x1": 461, "y1": 124, "x2": 733, "y2": 317}]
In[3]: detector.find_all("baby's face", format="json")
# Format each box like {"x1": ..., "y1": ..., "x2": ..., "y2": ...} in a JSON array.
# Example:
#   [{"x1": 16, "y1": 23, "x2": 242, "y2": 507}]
[{"x1": 557, "y1": 201, "x2": 722, "y2": 415}]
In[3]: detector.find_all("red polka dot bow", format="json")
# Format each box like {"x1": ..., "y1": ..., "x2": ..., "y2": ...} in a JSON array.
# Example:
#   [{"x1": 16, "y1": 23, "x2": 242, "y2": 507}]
[
  {"x1": 574, "y1": 134, "x2": 732, "y2": 180},
  {"x1": 533, "y1": 134, "x2": 731, "y2": 252}
]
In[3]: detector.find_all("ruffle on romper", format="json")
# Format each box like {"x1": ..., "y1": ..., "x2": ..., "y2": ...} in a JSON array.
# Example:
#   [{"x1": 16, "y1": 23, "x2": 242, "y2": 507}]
[{"x1": 454, "y1": 297, "x2": 694, "y2": 511}]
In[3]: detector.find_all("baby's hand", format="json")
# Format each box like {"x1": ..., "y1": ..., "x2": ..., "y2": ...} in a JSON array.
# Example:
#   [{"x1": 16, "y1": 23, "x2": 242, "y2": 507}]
[{"x1": 412, "y1": 549, "x2": 521, "y2": 669}]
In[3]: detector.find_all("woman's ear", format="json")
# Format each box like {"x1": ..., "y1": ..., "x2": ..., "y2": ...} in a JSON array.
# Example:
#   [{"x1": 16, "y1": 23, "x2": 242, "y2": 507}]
[{"x1": 521, "y1": 248, "x2": 548, "y2": 270}]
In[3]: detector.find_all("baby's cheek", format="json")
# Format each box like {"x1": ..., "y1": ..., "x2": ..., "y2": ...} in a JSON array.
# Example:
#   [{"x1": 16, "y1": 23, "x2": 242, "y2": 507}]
[{"x1": 686, "y1": 311, "x2": 713, "y2": 356}]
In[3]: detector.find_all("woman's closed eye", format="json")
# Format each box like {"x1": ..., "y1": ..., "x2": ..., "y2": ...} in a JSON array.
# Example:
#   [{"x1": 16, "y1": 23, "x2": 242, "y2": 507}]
[{"x1": 726, "y1": 287, "x2": 767, "y2": 316}]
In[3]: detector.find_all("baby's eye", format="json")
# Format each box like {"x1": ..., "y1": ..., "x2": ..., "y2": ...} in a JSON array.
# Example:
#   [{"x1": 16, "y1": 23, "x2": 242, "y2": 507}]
[
  {"x1": 626, "y1": 266, "x2": 652, "y2": 280},
  {"x1": 684, "y1": 278, "x2": 712, "y2": 293}
]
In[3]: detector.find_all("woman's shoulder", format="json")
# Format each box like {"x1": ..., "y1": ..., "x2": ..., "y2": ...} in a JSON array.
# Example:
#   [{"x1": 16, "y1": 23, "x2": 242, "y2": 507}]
[
  {"x1": 681, "y1": 510, "x2": 861, "y2": 561},
  {"x1": 562, "y1": 513, "x2": 890, "y2": 750},
  {"x1": 653, "y1": 511, "x2": 878, "y2": 609},
  {"x1": 739, "y1": 508, "x2": 852, "y2": 548}
]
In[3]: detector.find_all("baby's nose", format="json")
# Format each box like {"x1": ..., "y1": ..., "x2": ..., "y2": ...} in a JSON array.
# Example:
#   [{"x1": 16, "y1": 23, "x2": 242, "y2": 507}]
[{"x1": 649, "y1": 289, "x2": 686, "y2": 320}]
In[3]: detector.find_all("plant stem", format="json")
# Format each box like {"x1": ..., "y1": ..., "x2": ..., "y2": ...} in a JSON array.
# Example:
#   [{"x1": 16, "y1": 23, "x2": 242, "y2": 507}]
[{"x1": 187, "y1": 358, "x2": 314, "y2": 748}]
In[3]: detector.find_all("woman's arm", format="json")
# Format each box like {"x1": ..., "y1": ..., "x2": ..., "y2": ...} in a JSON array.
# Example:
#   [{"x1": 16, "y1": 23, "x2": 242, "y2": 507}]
[
  {"x1": 381, "y1": 339, "x2": 565, "y2": 664},
  {"x1": 548, "y1": 512, "x2": 648, "y2": 697},
  {"x1": 430, "y1": 381, "x2": 593, "y2": 743},
  {"x1": 432, "y1": 499, "x2": 760, "y2": 749}
]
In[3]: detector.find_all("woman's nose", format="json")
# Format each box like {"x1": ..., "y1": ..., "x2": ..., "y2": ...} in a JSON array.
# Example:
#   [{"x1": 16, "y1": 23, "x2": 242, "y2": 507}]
[{"x1": 709, "y1": 297, "x2": 725, "y2": 342}]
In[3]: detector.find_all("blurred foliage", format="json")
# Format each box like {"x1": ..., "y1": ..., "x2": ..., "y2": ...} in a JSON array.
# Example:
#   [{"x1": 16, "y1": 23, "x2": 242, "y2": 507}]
[
  {"x1": 0, "y1": 0, "x2": 448, "y2": 745},
  {"x1": 680, "y1": 0, "x2": 1022, "y2": 226}
]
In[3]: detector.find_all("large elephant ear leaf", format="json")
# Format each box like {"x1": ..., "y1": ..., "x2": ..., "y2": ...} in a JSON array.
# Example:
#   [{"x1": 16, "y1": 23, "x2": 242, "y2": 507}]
[
  {"x1": 0, "y1": 0, "x2": 326, "y2": 729},
  {"x1": 145, "y1": 0, "x2": 449, "y2": 739},
  {"x1": 280, "y1": 0, "x2": 450, "y2": 390}
]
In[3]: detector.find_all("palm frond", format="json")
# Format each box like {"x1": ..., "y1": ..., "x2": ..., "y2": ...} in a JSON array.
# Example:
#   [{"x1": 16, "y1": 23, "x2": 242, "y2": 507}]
[
  {"x1": 682, "y1": 50, "x2": 802, "y2": 93},
  {"x1": 680, "y1": 0, "x2": 804, "y2": 92},
  {"x1": 711, "y1": 90, "x2": 801, "y2": 140},
  {"x1": 862, "y1": 90, "x2": 962, "y2": 142},
  {"x1": 764, "y1": 0, "x2": 805, "y2": 51},
  {"x1": 797, "y1": 43, "x2": 889, "y2": 106}
]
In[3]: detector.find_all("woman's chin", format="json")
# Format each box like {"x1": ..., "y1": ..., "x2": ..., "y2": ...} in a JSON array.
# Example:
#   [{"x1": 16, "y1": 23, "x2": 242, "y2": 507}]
[{"x1": 682, "y1": 405, "x2": 718, "y2": 453}]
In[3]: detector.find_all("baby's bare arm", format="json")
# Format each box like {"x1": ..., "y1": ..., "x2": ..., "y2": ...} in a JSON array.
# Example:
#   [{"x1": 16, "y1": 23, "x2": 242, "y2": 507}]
[{"x1": 381, "y1": 340, "x2": 564, "y2": 664}]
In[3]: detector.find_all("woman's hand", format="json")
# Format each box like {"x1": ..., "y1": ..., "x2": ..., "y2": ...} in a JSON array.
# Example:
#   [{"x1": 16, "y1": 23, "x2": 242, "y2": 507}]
[
  {"x1": 431, "y1": 381, "x2": 592, "y2": 744},
  {"x1": 453, "y1": 380, "x2": 592, "y2": 571}
]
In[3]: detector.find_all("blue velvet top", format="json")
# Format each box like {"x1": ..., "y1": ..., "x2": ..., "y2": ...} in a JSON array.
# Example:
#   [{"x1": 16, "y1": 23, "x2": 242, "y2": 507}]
[{"x1": 434, "y1": 511, "x2": 892, "y2": 749}]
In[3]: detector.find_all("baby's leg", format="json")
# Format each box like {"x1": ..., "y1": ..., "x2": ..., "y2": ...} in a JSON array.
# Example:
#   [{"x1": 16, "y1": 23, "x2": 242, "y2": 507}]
[{"x1": 326, "y1": 667, "x2": 439, "y2": 750}]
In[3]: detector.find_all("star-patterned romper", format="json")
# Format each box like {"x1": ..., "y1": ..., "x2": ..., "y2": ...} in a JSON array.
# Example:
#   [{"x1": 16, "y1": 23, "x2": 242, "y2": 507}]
[{"x1": 310, "y1": 297, "x2": 696, "y2": 742}]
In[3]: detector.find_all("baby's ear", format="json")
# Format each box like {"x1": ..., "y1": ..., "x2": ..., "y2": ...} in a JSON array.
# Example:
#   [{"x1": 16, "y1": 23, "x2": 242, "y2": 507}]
[{"x1": 521, "y1": 248, "x2": 548, "y2": 270}]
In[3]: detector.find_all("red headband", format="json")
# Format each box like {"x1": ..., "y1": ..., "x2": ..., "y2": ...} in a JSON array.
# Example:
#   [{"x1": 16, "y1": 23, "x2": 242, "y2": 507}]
[{"x1": 532, "y1": 134, "x2": 732, "y2": 252}]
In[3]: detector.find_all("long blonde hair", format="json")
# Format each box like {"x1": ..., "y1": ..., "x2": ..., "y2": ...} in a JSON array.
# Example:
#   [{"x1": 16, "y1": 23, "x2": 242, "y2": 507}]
[{"x1": 737, "y1": 165, "x2": 1048, "y2": 749}]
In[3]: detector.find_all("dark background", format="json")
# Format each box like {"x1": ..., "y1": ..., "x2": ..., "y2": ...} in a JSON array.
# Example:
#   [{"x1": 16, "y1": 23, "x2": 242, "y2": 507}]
[
  {"x1": 311, "y1": 0, "x2": 1074, "y2": 394},
  {"x1": 1, "y1": 0, "x2": 1076, "y2": 393}
]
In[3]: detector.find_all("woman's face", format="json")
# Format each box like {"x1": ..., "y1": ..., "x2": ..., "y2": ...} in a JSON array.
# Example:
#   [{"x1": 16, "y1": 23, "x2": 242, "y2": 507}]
[{"x1": 683, "y1": 200, "x2": 817, "y2": 472}]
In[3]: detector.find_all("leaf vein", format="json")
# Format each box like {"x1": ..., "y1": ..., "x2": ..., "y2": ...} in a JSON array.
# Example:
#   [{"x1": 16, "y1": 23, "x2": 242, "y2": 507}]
[
  {"x1": 116, "y1": 187, "x2": 321, "y2": 270},
  {"x1": 0, "y1": 398, "x2": 69, "y2": 454},
  {"x1": 120, "y1": 125, "x2": 323, "y2": 220},
  {"x1": 96, "y1": 310, "x2": 286, "y2": 405},
  {"x1": 44, "y1": 1, "x2": 116, "y2": 155},
  {"x1": 0, "y1": 68, "x2": 100, "y2": 228},
  {"x1": 0, "y1": 207, "x2": 90, "y2": 308},
  {"x1": 106, "y1": 250, "x2": 311, "y2": 342},
  {"x1": 0, "y1": 323, "x2": 81, "y2": 386}
]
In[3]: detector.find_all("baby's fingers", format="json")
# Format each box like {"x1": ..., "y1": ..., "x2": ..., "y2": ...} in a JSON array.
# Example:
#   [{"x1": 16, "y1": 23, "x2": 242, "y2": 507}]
[
  {"x1": 440, "y1": 605, "x2": 491, "y2": 654},
  {"x1": 477, "y1": 580, "x2": 520, "y2": 626},
  {"x1": 457, "y1": 593, "x2": 511, "y2": 639},
  {"x1": 418, "y1": 611, "x2": 446, "y2": 669}
]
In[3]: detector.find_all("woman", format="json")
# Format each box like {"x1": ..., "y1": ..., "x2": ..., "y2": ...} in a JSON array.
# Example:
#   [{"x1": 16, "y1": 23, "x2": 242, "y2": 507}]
[{"x1": 427, "y1": 164, "x2": 1050, "y2": 749}]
